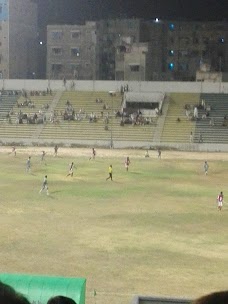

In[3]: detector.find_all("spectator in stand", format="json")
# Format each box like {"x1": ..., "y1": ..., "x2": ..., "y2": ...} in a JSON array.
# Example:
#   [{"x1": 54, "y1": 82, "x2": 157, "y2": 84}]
[
  {"x1": 209, "y1": 118, "x2": 214, "y2": 126},
  {"x1": 201, "y1": 99, "x2": 206, "y2": 110},
  {"x1": 190, "y1": 131, "x2": 193, "y2": 143},
  {"x1": 193, "y1": 106, "x2": 198, "y2": 119},
  {"x1": 199, "y1": 132, "x2": 203, "y2": 143}
]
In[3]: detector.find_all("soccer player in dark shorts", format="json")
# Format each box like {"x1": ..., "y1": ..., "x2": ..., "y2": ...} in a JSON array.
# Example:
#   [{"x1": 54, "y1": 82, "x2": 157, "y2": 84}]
[
  {"x1": 41, "y1": 151, "x2": 46, "y2": 161},
  {"x1": 54, "y1": 145, "x2": 58, "y2": 157},
  {"x1": 89, "y1": 148, "x2": 96, "y2": 160},
  {"x1": 125, "y1": 157, "x2": 130, "y2": 171}
]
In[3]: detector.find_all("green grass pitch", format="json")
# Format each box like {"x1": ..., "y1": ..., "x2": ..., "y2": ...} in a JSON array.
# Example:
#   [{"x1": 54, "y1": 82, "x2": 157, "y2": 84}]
[{"x1": 0, "y1": 149, "x2": 227, "y2": 304}]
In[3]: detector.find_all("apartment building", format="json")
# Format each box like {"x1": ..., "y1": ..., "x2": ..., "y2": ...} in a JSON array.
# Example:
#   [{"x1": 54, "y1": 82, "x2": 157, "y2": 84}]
[
  {"x1": 0, "y1": 0, "x2": 38, "y2": 79},
  {"x1": 46, "y1": 18, "x2": 228, "y2": 82},
  {"x1": 46, "y1": 22, "x2": 98, "y2": 80}
]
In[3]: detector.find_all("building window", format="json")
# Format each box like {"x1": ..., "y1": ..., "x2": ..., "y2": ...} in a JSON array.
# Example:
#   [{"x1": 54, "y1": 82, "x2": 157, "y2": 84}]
[
  {"x1": 51, "y1": 64, "x2": 63, "y2": 72},
  {"x1": 202, "y1": 37, "x2": 209, "y2": 44},
  {"x1": 170, "y1": 37, "x2": 175, "y2": 44},
  {"x1": 179, "y1": 63, "x2": 189, "y2": 71},
  {"x1": 169, "y1": 50, "x2": 174, "y2": 56},
  {"x1": 52, "y1": 48, "x2": 62, "y2": 55},
  {"x1": 117, "y1": 45, "x2": 126, "y2": 53},
  {"x1": 71, "y1": 48, "x2": 80, "y2": 57},
  {"x1": 130, "y1": 65, "x2": 140, "y2": 72},
  {"x1": 71, "y1": 64, "x2": 80, "y2": 78},
  {"x1": 71, "y1": 31, "x2": 80, "y2": 39},
  {"x1": 193, "y1": 37, "x2": 199, "y2": 44},
  {"x1": 128, "y1": 20, "x2": 135, "y2": 28},
  {"x1": 71, "y1": 64, "x2": 80, "y2": 71},
  {"x1": 179, "y1": 50, "x2": 189, "y2": 57},
  {"x1": 51, "y1": 31, "x2": 63, "y2": 40},
  {"x1": 168, "y1": 63, "x2": 174, "y2": 70},
  {"x1": 180, "y1": 37, "x2": 190, "y2": 45},
  {"x1": 169, "y1": 23, "x2": 175, "y2": 31},
  {"x1": 191, "y1": 50, "x2": 199, "y2": 56}
]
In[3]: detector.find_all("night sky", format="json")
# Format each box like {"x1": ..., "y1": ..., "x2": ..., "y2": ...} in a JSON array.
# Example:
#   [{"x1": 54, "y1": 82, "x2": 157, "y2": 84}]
[
  {"x1": 38, "y1": 0, "x2": 227, "y2": 28},
  {"x1": 35, "y1": 0, "x2": 226, "y2": 76}
]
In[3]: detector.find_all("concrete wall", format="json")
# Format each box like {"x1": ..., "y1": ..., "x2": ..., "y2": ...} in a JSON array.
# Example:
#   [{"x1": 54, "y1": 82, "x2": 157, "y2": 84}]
[
  {"x1": 1, "y1": 136, "x2": 228, "y2": 152},
  {"x1": 1, "y1": 79, "x2": 228, "y2": 94}
]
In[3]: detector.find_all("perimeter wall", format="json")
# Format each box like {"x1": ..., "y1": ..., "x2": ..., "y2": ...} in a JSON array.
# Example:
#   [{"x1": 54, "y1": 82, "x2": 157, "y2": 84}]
[{"x1": 1, "y1": 79, "x2": 228, "y2": 94}]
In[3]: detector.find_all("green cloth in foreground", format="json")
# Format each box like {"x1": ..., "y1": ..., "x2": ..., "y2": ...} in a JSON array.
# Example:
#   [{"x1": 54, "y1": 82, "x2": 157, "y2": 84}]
[{"x1": 0, "y1": 273, "x2": 86, "y2": 304}]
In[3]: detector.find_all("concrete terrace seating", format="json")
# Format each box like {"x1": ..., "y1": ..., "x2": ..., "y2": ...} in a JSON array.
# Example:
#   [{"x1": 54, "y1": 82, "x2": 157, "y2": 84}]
[
  {"x1": 0, "y1": 93, "x2": 55, "y2": 139},
  {"x1": 194, "y1": 93, "x2": 228, "y2": 143},
  {"x1": 161, "y1": 93, "x2": 199, "y2": 143},
  {"x1": 0, "y1": 92, "x2": 19, "y2": 122},
  {"x1": 39, "y1": 91, "x2": 119, "y2": 141},
  {"x1": 39, "y1": 91, "x2": 156, "y2": 143}
]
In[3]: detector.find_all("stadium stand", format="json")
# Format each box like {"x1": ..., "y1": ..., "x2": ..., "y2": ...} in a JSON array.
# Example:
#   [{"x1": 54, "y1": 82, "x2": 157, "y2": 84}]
[
  {"x1": 0, "y1": 91, "x2": 56, "y2": 140},
  {"x1": 0, "y1": 91, "x2": 19, "y2": 123},
  {"x1": 194, "y1": 93, "x2": 228, "y2": 143},
  {"x1": 161, "y1": 93, "x2": 199, "y2": 143},
  {"x1": 6, "y1": 90, "x2": 225, "y2": 146},
  {"x1": 39, "y1": 91, "x2": 157, "y2": 144}
]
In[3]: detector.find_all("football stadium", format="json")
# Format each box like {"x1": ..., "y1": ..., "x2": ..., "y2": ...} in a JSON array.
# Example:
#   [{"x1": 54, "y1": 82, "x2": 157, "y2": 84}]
[{"x1": 0, "y1": 0, "x2": 228, "y2": 303}]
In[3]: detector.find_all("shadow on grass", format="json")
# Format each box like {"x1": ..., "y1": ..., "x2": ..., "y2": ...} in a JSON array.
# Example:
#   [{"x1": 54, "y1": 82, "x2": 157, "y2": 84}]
[
  {"x1": 128, "y1": 171, "x2": 142, "y2": 175},
  {"x1": 50, "y1": 190, "x2": 62, "y2": 194},
  {"x1": 47, "y1": 195, "x2": 56, "y2": 200}
]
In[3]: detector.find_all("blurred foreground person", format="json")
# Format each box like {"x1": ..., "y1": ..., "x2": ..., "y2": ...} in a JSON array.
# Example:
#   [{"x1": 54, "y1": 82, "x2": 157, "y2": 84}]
[
  {"x1": 0, "y1": 281, "x2": 31, "y2": 304},
  {"x1": 47, "y1": 295, "x2": 76, "y2": 304},
  {"x1": 192, "y1": 290, "x2": 228, "y2": 304}
]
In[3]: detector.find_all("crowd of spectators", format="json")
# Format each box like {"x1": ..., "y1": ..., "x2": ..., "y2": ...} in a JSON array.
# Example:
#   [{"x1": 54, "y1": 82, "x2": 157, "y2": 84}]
[
  {"x1": 185, "y1": 98, "x2": 228, "y2": 128},
  {"x1": 184, "y1": 99, "x2": 211, "y2": 122},
  {"x1": 2, "y1": 90, "x2": 158, "y2": 129},
  {"x1": 22, "y1": 89, "x2": 53, "y2": 98},
  {"x1": 59, "y1": 97, "x2": 157, "y2": 129},
  {"x1": 116, "y1": 109, "x2": 156, "y2": 126},
  {"x1": 0, "y1": 90, "x2": 20, "y2": 96},
  {"x1": 4, "y1": 90, "x2": 52, "y2": 125}
]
